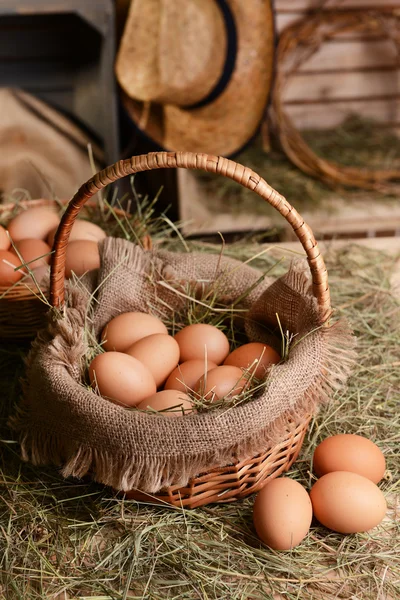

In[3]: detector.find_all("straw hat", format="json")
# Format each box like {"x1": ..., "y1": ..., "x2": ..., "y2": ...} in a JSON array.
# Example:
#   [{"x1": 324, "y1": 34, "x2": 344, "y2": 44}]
[{"x1": 116, "y1": 0, "x2": 274, "y2": 156}]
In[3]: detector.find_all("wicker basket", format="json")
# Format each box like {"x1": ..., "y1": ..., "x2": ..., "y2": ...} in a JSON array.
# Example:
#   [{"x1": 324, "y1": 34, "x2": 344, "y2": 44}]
[
  {"x1": 0, "y1": 198, "x2": 151, "y2": 339},
  {"x1": 126, "y1": 416, "x2": 311, "y2": 508},
  {"x1": 45, "y1": 151, "x2": 331, "y2": 508}
]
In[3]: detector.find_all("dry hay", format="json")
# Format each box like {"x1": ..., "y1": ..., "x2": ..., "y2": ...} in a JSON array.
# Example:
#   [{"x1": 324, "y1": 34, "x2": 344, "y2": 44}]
[{"x1": 0, "y1": 235, "x2": 399, "y2": 599}]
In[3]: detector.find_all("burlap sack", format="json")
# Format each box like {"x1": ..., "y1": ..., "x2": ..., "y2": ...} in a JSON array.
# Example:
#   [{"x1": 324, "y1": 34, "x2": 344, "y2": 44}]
[
  {"x1": 0, "y1": 88, "x2": 103, "y2": 201},
  {"x1": 12, "y1": 238, "x2": 355, "y2": 493}
]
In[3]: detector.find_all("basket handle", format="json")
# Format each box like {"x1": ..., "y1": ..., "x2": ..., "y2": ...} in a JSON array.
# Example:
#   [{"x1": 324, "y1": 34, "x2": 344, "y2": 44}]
[{"x1": 50, "y1": 152, "x2": 331, "y2": 322}]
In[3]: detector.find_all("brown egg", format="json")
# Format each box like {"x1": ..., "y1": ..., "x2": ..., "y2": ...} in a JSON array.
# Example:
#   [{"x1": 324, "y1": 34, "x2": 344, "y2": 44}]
[
  {"x1": 253, "y1": 478, "x2": 313, "y2": 550},
  {"x1": 0, "y1": 250, "x2": 23, "y2": 286},
  {"x1": 0, "y1": 225, "x2": 10, "y2": 250},
  {"x1": 89, "y1": 352, "x2": 156, "y2": 407},
  {"x1": 126, "y1": 334, "x2": 180, "y2": 387},
  {"x1": 164, "y1": 359, "x2": 218, "y2": 392},
  {"x1": 102, "y1": 312, "x2": 168, "y2": 352},
  {"x1": 195, "y1": 365, "x2": 247, "y2": 402},
  {"x1": 174, "y1": 323, "x2": 230, "y2": 365},
  {"x1": 224, "y1": 342, "x2": 280, "y2": 379},
  {"x1": 313, "y1": 434, "x2": 386, "y2": 484},
  {"x1": 12, "y1": 238, "x2": 52, "y2": 271},
  {"x1": 65, "y1": 240, "x2": 100, "y2": 278},
  {"x1": 47, "y1": 219, "x2": 106, "y2": 247},
  {"x1": 137, "y1": 389, "x2": 194, "y2": 417},
  {"x1": 310, "y1": 471, "x2": 387, "y2": 534},
  {"x1": 7, "y1": 206, "x2": 59, "y2": 242}
]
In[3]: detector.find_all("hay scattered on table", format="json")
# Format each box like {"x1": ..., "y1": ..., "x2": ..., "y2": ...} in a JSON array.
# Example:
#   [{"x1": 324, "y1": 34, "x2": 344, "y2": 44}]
[{"x1": 0, "y1": 238, "x2": 399, "y2": 599}]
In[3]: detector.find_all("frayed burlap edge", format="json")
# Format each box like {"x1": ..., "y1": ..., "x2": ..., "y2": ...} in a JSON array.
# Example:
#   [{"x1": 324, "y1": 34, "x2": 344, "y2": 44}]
[{"x1": 10, "y1": 318, "x2": 356, "y2": 494}]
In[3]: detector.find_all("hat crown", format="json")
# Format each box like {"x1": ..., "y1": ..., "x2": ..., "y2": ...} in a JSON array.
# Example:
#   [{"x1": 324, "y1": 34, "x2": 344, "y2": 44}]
[{"x1": 116, "y1": 0, "x2": 227, "y2": 107}]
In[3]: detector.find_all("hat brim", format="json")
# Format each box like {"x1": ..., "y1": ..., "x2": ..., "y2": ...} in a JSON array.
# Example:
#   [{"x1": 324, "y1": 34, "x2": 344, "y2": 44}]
[{"x1": 120, "y1": 0, "x2": 275, "y2": 157}]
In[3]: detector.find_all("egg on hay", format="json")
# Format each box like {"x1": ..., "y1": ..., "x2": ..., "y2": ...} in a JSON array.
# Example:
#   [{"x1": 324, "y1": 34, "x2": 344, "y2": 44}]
[{"x1": 253, "y1": 478, "x2": 313, "y2": 551}]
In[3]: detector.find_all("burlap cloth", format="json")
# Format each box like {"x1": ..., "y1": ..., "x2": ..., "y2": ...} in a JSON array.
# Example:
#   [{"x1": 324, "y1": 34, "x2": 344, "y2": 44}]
[
  {"x1": 11, "y1": 238, "x2": 355, "y2": 493},
  {"x1": 0, "y1": 88, "x2": 103, "y2": 201}
]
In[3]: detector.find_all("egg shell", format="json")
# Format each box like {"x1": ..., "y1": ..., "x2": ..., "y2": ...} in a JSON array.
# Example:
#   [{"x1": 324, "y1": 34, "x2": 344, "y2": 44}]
[
  {"x1": 126, "y1": 333, "x2": 180, "y2": 387},
  {"x1": 224, "y1": 342, "x2": 280, "y2": 379},
  {"x1": 47, "y1": 219, "x2": 106, "y2": 247},
  {"x1": 102, "y1": 312, "x2": 168, "y2": 352},
  {"x1": 7, "y1": 206, "x2": 59, "y2": 242},
  {"x1": 195, "y1": 365, "x2": 247, "y2": 402},
  {"x1": 310, "y1": 471, "x2": 387, "y2": 534},
  {"x1": 164, "y1": 359, "x2": 218, "y2": 392},
  {"x1": 0, "y1": 225, "x2": 10, "y2": 250},
  {"x1": 174, "y1": 323, "x2": 230, "y2": 365},
  {"x1": 89, "y1": 351, "x2": 156, "y2": 407},
  {"x1": 12, "y1": 238, "x2": 52, "y2": 271},
  {"x1": 137, "y1": 389, "x2": 194, "y2": 417},
  {"x1": 65, "y1": 240, "x2": 100, "y2": 278},
  {"x1": 253, "y1": 477, "x2": 312, "y2": 551},
  {"x1": 313, "y1": 434, "x2": 386, "y2": 484},
  {"x1": 0, "y1": 250, "x2": 23, "y2": 285}
]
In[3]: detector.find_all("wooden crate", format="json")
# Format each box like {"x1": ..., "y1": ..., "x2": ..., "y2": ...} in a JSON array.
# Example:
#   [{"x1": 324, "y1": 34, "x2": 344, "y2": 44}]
[
  {"x1": 177, "y1": 0, "x2": 400, "y2": 240},
  {"x1": 0, "y1": 0, "x2": 119, "y2": 164}
]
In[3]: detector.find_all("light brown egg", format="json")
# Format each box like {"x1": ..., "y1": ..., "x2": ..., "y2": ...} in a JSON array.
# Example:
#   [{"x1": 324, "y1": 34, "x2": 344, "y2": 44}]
[
  {"x1": 224, "y1": 342, "x2": 280, "y2": 379},
  {"x1": 65, "y1": 240, "x2": 100, "y2": 278},
  {"x1": 174, "y1": 323, "x2": 230, "y2": 365},
  {"x1": 0, "y1": 225, "x2": 10, "y2": 250},
  {"x1": 101, "y1": 312, "x2": 168, "y2": 353},
  {"x1": 7, "y1": 206, "x2": 59, "y2": 242},
  {"x1": 164, "y1": 359, "x2": 218, "y2": 393},
  {"x1": 0, "y1": 250, "x2": 23, "y2": 286},
  {"x1": 313, "y1": 434, "x2": 386, "y2": 484},
  {"x1": 137, "y1": 389, "x2": 194, "y2": 417},
  {"x1": 126, "y1": 333, "x2": 180, "y2": 387},
  {"x1": 89, "y1": 351, "x2": 156, "y2": 407},
  {"x1": 47, "y1": 219, "x2": 106, "y2": 247},
  {"x1": 310, "y1": 471, "x2": 387, "y2": 534},
  {"x1": 12, "y1": 238, "x2": 52, "y2": 271},
  {"x1": 253, "y1": 477, "x2": 313, "y2": 550},
  {"x1": 195, "y1": 365, "x2": 247, "y2": 402}
]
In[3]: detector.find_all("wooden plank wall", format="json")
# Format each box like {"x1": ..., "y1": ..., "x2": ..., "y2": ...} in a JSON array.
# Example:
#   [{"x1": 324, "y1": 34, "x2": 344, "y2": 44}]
[{"x1": 275, "y1": 0, "x2": 400, "y2": 131}]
